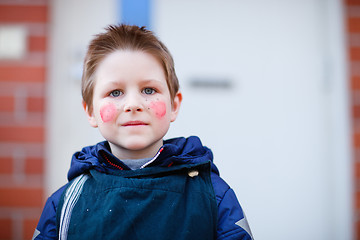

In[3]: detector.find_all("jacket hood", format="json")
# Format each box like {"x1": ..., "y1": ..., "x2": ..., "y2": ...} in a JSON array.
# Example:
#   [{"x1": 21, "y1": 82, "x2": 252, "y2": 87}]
[{"x1": 67, "y1": 136, "x2": 219, "y2": 181}]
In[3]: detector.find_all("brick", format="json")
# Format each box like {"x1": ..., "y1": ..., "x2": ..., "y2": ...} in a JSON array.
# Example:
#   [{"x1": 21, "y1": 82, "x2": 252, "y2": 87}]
[
  {"x1": 28, "y1": 35, "x2": 47, "y2": 52},
  {"x1": 357, "y1": 219, "x2": 360, "y2": 240},
  {"x1": 0, "y1": 66, "x2": 45, "y2": 82},
  {"x1": 354, "y1": 133, "x2": 360, "y2": 148},
  {"x1": 0, "y1": 157, "x2": 13, "y2": 174},
  {"x1": 347, "y1": 0, "x2": 360, "y2": 6},
  {"x1": 354, "y1": 105, "x2": 360, "y2": 118},
  {"x1": 0, "y1": 218, "x2": 12, "y2": 240},
  {"x1": 0, "y1": 126, "x2": 44, "y2": 142},
  {"x1": 0, "y1": 187, "x2": 43, "y2": 207},
  {"x1": 25, "y1": 157, "x2": 43, "y2": 174},
  {"x1": 27, "y1": 97, "x2": 44, "y2": 112},
  {"x1": 0, "y1": 5, "x2": 47, "y2": 23},
  {"x1": 23, "y1": 218, "x2": 39, "y2": 240},
  {"x1": 0, "y1": 96, "x2": 14, "y2": 111},
  {"x1": 348, "y1": 18, "x2": 360, "y2": 33},
  {"x1": 352, "y1": 76, "x2": 360, "y2": 90},
  {"x1": 351, "y1": 47, "x2": 360, "y2": 60}
]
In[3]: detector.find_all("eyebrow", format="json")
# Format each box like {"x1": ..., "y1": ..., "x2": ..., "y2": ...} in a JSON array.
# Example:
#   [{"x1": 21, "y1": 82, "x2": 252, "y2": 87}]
[
  {"x1": 140, "y1": 78, "x2": 165, "y2": 84},
  {"x1": 103, "y1": 78, "x2": 166, "y2": 88},
  {"x1": 103, "y1": 81, "x2": 123, "y2": 88}
]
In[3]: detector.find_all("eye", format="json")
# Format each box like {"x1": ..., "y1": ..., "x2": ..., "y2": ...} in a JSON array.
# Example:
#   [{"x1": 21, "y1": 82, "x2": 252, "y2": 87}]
[
  {"x1": 142, "y1": 88, "x2": 156, "y2": 95},
  {"x1": 110, "y1": 90, "x2": 123, "y2": 97}
]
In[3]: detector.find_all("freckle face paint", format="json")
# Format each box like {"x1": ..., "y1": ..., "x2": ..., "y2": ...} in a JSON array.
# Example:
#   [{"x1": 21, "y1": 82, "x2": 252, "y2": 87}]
[
  {"x1": 150, "y1": 101, "x2": 166, "y2": 118},
  {"x1": 100, "y1": 103, "x2": 117, "y2": 123}
]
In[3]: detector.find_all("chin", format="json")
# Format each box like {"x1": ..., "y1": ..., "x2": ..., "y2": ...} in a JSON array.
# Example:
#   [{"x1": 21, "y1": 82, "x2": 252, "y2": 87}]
[
  {"x1": 125, "y1": 138, "x2": 164, "y2": 152},
  {"x1": 125, "y1": 141, "x2": 157, "y2": 151},
  {"x1": 125, "y1": 143, "x2": 149, "y2": 151}
]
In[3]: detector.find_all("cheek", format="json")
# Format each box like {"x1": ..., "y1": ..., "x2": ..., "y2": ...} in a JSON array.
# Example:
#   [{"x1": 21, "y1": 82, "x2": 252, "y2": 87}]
[
  {"x1": 100, "y1": 103, "x2": 117, "y2": 123},
  {"x1": 149, "y1": 101, "x2": 167, "y2": 119}
]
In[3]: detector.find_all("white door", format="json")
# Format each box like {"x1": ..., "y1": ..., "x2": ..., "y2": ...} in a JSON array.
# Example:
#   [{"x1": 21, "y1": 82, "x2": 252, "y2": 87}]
[
  {"x1": 48, "y1": 0, "x2": 351, "y2": 239},
  {"x1": 154, "y1": 0, "x2": 351, "y2": 240}
]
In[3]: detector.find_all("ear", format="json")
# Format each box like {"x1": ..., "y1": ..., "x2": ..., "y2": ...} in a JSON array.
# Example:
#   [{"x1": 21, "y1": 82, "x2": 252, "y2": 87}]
[
  {"x1": 170, "y1": 91, "x2": 182, "y2": 122},
  {"x1": 82, "y1": 100, "x2": 98, "y2": 128}
]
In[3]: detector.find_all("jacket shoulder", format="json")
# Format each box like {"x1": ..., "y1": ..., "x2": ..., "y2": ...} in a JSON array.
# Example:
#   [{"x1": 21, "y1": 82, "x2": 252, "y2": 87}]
[
  {"x1": 33, "y1": 184, "x2": 68, "y2": 240},
  {"x1": 210, "y1": 171, "x2": 230, "y2": 204},
  {"x1": 210, "y1": 172, "x2": 253, "y2": 240}
]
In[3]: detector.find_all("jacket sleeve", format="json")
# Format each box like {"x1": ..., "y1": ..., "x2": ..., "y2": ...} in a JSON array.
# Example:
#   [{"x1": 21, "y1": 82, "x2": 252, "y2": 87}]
[
  {"x1": 211, "y1": 173, "x2": 253, "y2": 240},
  {"x1": 32, "y1": 185, "x2": 67, "y2": 240}
]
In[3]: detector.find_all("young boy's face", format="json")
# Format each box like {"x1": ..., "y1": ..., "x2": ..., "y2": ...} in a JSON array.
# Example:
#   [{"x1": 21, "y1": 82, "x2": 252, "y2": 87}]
[{"x1": 84, "y1": 50, "x2": 182, "y2": 159}]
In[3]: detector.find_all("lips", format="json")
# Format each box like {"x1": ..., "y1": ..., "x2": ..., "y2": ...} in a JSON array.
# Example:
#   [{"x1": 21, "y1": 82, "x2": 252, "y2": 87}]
[{"x1": 122, "y1": 121, "x2": 148, "y2": 127}]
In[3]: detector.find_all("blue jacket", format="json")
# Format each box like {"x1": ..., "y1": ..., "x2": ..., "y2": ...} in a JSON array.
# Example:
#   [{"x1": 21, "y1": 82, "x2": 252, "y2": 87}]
[{"x1": 34, "y1": 136, "x2": 253, "y2": 240}]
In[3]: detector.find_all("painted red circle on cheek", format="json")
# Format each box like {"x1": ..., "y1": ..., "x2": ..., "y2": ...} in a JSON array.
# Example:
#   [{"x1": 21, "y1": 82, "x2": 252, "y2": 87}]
[
  {"x1": 100, "y1": 103, "x2": 117, "y2": 123},
  {"x1": 150, "y1": 101, "x2": 167, "y2": 119}
]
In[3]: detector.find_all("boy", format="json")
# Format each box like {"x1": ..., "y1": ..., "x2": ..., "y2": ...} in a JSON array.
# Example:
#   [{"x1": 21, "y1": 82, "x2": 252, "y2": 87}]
[{"x1": 34, "y1": 24, "x2": 253, "y2": 240}]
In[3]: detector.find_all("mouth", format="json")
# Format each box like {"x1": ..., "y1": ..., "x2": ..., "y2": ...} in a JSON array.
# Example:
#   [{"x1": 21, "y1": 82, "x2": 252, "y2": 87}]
[{"x1": 122, "y1": 121, "x2": 148, "y2": 127}]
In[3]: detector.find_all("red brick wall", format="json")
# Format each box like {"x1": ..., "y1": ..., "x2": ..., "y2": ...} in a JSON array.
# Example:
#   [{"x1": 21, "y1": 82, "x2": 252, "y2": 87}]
[
  {"x1": 0, "y1": 1, "x2": 48, "y2": 239},
  {"x1": 347, "y1": 0, "x2": 360, "y2": 239}
]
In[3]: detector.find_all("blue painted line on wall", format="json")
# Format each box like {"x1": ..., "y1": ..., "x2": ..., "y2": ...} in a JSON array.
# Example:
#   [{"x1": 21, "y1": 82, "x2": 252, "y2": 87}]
[{"x1": 118, "y1": 0, "x2": 152, "y2": 29}]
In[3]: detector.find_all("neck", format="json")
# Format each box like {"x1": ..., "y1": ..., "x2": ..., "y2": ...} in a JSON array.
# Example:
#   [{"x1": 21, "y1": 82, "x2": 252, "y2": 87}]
[{"x1": 108, "y1": 141, "x2": 163, "y2": 160}]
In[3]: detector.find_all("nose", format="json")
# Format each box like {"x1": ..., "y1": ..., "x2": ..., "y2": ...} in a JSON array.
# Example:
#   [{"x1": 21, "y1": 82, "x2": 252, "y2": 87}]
[{"x1": 123, "y1": 94, "x2": 144, "y2": 113}]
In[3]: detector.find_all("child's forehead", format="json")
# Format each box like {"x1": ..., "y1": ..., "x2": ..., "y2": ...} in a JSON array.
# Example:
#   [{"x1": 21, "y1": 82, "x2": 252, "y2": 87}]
[
  {"x1": 93, "y1": 51, "x2": 168, "y2": 87},
  {"x1": 96, "y1": 50, "x2": 163, "y2": 72},
  {"x1": 104, "y1": 49, "x2": 160, "y2": 62}
]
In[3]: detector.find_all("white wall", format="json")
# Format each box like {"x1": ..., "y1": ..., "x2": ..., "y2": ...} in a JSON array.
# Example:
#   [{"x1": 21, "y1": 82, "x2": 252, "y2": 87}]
[
  {"x1": 47, "y1": 0, "x2": 116, "y2": 191},
  {"x1": 154, "y1": 1, "x2": 351, "y2": 239},
  {"x1": 48, "y1": 0, "x2": 351, "y2": 239}
]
